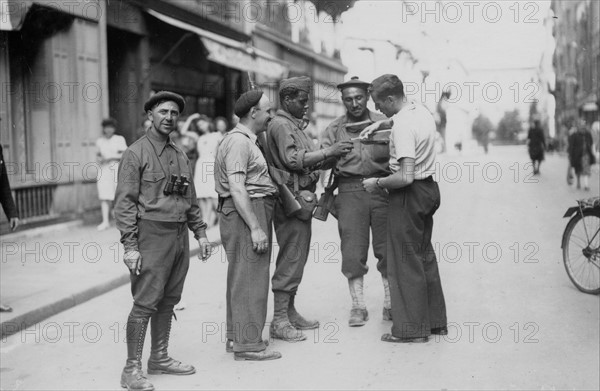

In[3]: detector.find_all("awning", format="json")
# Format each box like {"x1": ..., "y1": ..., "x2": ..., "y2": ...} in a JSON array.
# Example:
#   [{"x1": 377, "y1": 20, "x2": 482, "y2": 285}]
[
  {"x1": 147, "y1": 9, "x2": 289, "y2": 80},
  {"x1": 0, "y1": 0, "x2": 31, "y2": 31}
]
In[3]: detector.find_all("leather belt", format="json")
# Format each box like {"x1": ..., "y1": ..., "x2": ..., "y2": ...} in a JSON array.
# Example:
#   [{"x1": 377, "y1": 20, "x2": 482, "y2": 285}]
[{"x1": 337, "y1": 176, "x2": 385, "y2": 193}]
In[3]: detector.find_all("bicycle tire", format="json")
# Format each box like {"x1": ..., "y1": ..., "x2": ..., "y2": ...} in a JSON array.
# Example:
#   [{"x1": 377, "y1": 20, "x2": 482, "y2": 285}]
[{"x1": 562, "y1": 208, "x2": 600, "y2": 294}]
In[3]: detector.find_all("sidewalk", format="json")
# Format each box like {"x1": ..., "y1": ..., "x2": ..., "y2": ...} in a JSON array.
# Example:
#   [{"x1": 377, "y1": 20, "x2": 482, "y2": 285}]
[{"x1": 0, "y1": 220, "x2": 221, "y2": 338}]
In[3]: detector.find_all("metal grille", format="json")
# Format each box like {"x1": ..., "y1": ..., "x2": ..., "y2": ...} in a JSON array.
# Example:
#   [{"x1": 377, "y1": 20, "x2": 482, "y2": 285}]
[{"x1": 14, "y1": 185, "x2": 57, "y2": 221}]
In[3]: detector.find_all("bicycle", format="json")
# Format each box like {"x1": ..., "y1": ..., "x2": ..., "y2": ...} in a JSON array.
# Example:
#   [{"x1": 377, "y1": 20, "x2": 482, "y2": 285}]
[{"x1": 561, "y1": 196, "x2": 600, "y2": 294}]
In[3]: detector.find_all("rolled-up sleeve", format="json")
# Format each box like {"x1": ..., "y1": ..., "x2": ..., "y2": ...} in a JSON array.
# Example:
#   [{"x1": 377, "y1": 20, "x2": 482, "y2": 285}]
[{"x1": 114, "y1": 149, "x2": 141, "y2": 252}]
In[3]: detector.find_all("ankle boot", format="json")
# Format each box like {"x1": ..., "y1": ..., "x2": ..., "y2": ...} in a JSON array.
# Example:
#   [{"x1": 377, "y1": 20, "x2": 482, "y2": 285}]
[
  {"x1": 348, "y1": 277, "x2": 368, "y2": 327},
  {"x1": 120, "y1": 317, "x2": 154, "y2": 391},
  {"x1": 147, "y1": 311, "x2": 195, "y2": 375},
  {"x1": 288, "y1": 294, "x2": 319, "y2": 330},
  {"x1": 382, "y1": 276, "x2": 392, "y2": 321},
  {"x1": 270, "y1": 292, "x2": 307, "y2": 342}
]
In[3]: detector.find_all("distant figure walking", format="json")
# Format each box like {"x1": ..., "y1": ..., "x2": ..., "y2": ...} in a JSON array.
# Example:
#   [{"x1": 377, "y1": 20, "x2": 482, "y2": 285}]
[
  {"x1": 527, "y1": 119, "x2": 546, "y2": 175},
  {"x1": 568, "y1": 119, "x2": 596, "y2": 191}
]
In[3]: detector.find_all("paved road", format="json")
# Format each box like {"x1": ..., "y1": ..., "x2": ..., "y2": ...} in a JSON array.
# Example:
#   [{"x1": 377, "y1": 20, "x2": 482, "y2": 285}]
[{"x1": 1, "y1": 145, "x2": 598, "y2": 390}]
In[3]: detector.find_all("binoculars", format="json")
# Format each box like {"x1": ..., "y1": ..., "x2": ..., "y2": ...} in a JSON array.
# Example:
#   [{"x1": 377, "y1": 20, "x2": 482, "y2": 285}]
[{"x1": 163, "y1": 174, "x2": 189, "y2": 196}]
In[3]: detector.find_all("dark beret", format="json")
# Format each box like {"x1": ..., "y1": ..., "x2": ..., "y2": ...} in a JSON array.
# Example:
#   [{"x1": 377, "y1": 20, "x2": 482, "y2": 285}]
[
  {"x1": 144, "y1": 91, "x2": 185, "y2": 113},
  {"x1": 234, "y1": 90, "x2": 263, "y2": 118},
  {"x1": 101, "y1": 117, "x2": 117, "y2": 128},
  {"x1": 337, "y1": 76, "x2": 370, "y2": 91},
  {"x1": 279, "y1": 76, "x2": 312, "y2": 94}
]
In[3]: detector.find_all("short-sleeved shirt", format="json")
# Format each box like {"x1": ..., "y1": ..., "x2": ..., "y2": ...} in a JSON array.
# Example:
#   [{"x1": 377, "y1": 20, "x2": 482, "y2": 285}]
[
  {"x1": 389, "y1": 101, "x2": 437, "y2": 179},
  {"x1": 214, "y1": 124, "x2": 277, "y2": 198},
  {"x1": 321, "y1": 110, "x2": 391, "y2": 178},
  {"x1": 266, "y1": 110, "x2": 320, "y2": 190},
  {"x1": 114, "y1": 130, "x2": 207, "y2": 252}
]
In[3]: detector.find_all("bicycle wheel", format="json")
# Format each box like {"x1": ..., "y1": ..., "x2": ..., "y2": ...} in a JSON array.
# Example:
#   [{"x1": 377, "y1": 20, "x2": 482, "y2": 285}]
[{"x1": 562, "y1": 209, "x2": 600, "y2": 294}]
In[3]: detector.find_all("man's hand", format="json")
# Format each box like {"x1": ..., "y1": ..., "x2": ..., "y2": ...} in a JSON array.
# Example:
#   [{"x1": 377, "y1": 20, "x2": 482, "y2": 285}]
[
  {"x1": 198, "y1": 237, "x2": 212, "y2": 262},
  {"x1": 123, "y1": 250, "x2": 142, "y2": 275},
  {"x1": 9, "y1": 217, "x2": 19, "y2": 231},
  {"x1": 360, "y1": 120, "x2": 384, "y2": 139},
  {"x1": 250, "y1": 227, "x2": 269, "y2": 254},
  {"x1": 327, "y1": 140, "x2": 354, "y2": 158},
  {"x1": 362, "y1": 178, "x2": 379, "y2": 193}
]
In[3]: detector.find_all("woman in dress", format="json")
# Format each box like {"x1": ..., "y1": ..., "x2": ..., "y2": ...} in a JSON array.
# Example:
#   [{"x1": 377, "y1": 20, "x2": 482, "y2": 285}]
[
  {"x1": 568, "y1": 119, "x2": 596, "y2": 191},
  {"x1": 527, "y1": 119, "x2": 546, "y2": 175},
  {"x1": 194, "y1": 115, "x2": 222, "y2": 227},
  {"x1": 95, "y1": 118, "x2": 127, "y2": 230}
]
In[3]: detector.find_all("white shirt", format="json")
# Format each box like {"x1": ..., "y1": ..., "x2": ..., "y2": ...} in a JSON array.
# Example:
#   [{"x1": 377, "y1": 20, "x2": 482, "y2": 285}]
[{"x1": 388, "y1": 101, "x2": 437, "y2": 180}]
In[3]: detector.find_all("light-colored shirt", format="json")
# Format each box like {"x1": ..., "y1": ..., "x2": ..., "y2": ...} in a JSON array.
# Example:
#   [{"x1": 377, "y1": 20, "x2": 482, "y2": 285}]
[
  {"x1": 389, "y1": 101, "x2": 437, "y2": 180},
  {"x1": 321, "y1": 110, "x2": 390, "y2": 178},
  {"x1": 214, "y1": 124, "x2": 277, "y2": 198}
]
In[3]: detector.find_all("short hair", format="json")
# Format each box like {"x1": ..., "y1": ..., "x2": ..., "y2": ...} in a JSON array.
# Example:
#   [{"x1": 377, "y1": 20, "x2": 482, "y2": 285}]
[
  {"x1": 279, "y1": 87, "x2": 302, "y2": 103},
  {"x1": 370, "y1": 74, "x2": 405, "y2": 100},
  {"x1": 101, "y1": 117, "x2": 117, "y2": 128}
]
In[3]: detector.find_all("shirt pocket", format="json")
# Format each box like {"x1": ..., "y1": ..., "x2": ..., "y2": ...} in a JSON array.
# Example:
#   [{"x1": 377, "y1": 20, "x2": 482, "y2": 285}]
[
  {"x1": 369, "y1": 141, "x2": 390, "y2": 165},
  {"x1": 141, "y1": 171, "x2": 165, "y2": 201}
]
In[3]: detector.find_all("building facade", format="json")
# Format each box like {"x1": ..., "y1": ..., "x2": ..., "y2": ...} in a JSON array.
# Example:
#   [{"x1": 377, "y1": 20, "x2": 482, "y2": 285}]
[{"x1": 0, "y1": 0, "x2": 354, "y2": 233}]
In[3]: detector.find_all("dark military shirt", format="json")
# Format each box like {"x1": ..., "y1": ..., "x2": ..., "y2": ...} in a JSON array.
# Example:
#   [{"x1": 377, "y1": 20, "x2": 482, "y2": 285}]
[
  {"x1": 321, "y1": 110, "x2": 391, "y2": 178},
  {"x1": 114, "y1": 130, "x2": 207, "y2": 252}
]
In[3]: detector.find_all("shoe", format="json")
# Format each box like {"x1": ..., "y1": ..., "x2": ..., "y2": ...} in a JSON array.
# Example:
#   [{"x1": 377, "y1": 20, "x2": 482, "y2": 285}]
[
  {"x1": 381, "y1": 333, "x2": 429, "y2": 343},
  {"x1": 382, "y1": 307, "x2": 392, "y2": 321},
  {"x1": 348, "y1": 308, "x2": 368, "y2": 327},
  {"x1": 226, "y1": 339, "x2": 269, "y2": 353},
  {"x1": 97, "y1": 222, "x2": 110, "y2": 231},
  {"x1": 0, "y1": 304, "x2": 13, "y2": 312},
  {"x1": 234, "y1": 350, "x2": 282, "y2": 361},
  {"x1": 431, "y1": 327, "x2": 448, "y2": 335},
  {"x1": 288, "y1": 295, "x2": 319, "y2": 330}
]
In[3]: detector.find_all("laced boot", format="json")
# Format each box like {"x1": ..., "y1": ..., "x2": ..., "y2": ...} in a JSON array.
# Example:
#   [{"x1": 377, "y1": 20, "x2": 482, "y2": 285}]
[
  {"x1": 120, "y1": 317, "x2": 154, "y2": 391},
  {"x1": 147, "y1": 311, "x2": 195, "y2": 375},
  {"x1": 288, "y1": 294, "x2": 319, "y2": 330},
  {"x1": 382, "y1": 276, "x2": 392, "y2": 321},
  {"x1": 269, "y1": 292, "x2": 307, "y2": 342},
  {"x1": 348, "y1": 277, "x2": 368, "y2": 327}
]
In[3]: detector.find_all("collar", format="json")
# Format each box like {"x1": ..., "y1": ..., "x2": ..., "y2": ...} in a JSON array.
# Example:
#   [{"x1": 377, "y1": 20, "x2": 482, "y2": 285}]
[
  {"x1": 275, "y1": 109, "x2": 303, "y2": 129},
  {"x1": 232, "y1": 123, "x2": 257, "y2": 143},
  {"x1": 146, "y1": 128, "x2": 174, "y2": 156}
]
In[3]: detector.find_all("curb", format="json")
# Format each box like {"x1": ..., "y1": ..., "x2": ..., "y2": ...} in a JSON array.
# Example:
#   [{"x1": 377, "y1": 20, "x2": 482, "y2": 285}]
[{"x1": 0, "y1": 237, "x2": 221, "y2": 339}]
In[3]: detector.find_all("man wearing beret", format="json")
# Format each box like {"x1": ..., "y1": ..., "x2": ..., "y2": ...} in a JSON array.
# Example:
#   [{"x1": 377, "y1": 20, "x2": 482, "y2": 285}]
[
  {"x1": 362, "y1": 75, "x2": 447, "y2": 343},
  {"x1": 215, "y1": 89, "x2": 282, "y2": 361},
  {"x1": 115, "y1": 91, "x2": 212, "y2": 390},
  {"x1": 265, "y1": 76, "x2": 354, "y2": 341},
  {"x1": 320, "y1": 77, "x2": 392, "y2": 327}
]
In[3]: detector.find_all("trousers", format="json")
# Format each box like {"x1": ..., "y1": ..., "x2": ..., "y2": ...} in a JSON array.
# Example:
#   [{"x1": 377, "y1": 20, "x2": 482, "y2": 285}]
[
  {"x1": 220, "y1": 197, "x2": 274, "y2": 352},
  {"x1": 129, "y1": 219, "x2": 189, "y2": 319},
  {"x1": 387, "y1": 180, "x2": 447, "y2": 338},
  {"x1": 335, "y1": 184, "x2": 388, "y2": 279},
  {"x1": 271, "y1": 201, "x2": 312, "y2": 294}
]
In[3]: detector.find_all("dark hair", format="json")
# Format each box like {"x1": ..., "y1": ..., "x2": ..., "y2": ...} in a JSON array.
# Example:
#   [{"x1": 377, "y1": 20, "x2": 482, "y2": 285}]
[
  {"x1": 370, "y1": 74, "x2": 405, "y2": 100},
  {"x1": 279, "y1": 87, "x2": 301, "y2": 103},
  {"x1": 101, "y1": 118, "x2": 117, "y2": 128}
]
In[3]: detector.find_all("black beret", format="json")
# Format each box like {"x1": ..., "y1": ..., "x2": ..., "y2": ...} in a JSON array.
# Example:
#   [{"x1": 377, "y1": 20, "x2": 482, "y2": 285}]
[
  {"x1": 337, "y1": 76, "x2": 370, "y2": 91},
  {"x1": 144, "y1": 91, "x2": 185, "y2": 113},
  {"x1": 234, "y1": 90, "x2": 263, "y2": 118},
  {"x1": 101, "y1": 117, "x2": 117, "y2": 128}
]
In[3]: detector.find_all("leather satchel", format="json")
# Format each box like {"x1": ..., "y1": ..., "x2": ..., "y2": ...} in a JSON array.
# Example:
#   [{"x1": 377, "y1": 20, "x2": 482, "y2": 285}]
[{"x1": 292, "y1": 173, "x2": 317, "y2": 221}]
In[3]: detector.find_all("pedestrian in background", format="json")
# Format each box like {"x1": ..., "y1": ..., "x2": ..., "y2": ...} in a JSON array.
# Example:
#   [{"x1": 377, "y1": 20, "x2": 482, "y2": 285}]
[
  {"x1": 95, "y1": 118, "x2": 127, "y2": 231},
  {"x1": 214, "y1": 116, "x2": 230, "y2": 134},
  {"x1": 568, "y1": 119, "x2": 596, "y2": 191},
  {"x1": 195, "y1": 114, "x2": 222, "y2": 227},
  {"x1": 215, "y1": 89, "x2": 281, "y2": 361},
  {"x1": 0, "y1": 144, "x2": 19, "y2": 313},
  {"x1": 362, "y1": 74, "x2": 447, "y2": 343},
  {"x1": 527, "y1": 118, "x2": 546, "y2": 175},
  {"x1": 114, "y1": 91, "x2": 211, "y2": 391},
  {"x1": 265, "y1": 76, "x2": 353, "y2": 342},
  {"x1": 320, "y1": 76, "x2": 392, "y2": 327}
]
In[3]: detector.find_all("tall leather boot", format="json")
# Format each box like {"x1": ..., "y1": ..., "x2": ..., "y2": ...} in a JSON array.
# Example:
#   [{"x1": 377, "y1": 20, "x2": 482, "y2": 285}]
[
  {"x1": 348, "y1": 277, "x2": 368, "y2": 327},
  {"x1": 147, "y1": 311, "x2": 195, "y2": 375},
  {"x1": 288, "y1": 294, "x2": 319, "y2": 330},
  {"x1": 120, "y1": 317, "x2": 154, "y2": 391},
  {"x1": 382, "y1": 276, "x2": 392, "y2": 321},
  {"x1": 270, "y1": 292, "x2": 307, "y2": 342}
]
